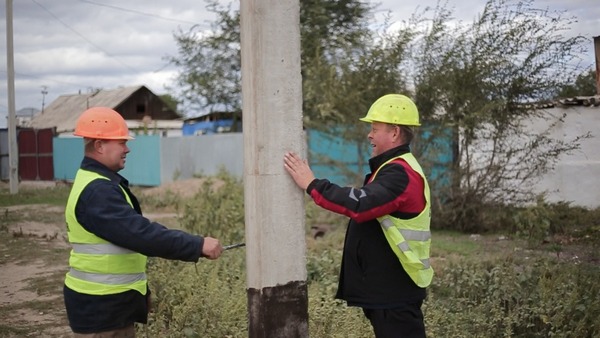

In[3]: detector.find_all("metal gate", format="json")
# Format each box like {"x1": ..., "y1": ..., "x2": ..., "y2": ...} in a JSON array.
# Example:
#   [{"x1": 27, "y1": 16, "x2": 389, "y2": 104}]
[{"x1": 18, "y1": 128, "x2": 55, "y2": 180}]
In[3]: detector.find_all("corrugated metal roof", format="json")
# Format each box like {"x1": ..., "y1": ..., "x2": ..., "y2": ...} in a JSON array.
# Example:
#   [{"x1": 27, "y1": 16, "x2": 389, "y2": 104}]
[
  {"x1": 30, "y1": 85, "x2": 144, "y2": 133},
  {"x1": 517, "y1": 95, "x2": 600, "y2": 110},
  {"x1": 557, "y1": 95, "x2": 600, "y2": 107}
]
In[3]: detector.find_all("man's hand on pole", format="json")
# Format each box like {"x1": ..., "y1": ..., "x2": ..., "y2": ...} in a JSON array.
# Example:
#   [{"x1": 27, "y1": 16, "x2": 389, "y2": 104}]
[{"x1": 283, "y1": 152, "x2": 315, "y2": 191}]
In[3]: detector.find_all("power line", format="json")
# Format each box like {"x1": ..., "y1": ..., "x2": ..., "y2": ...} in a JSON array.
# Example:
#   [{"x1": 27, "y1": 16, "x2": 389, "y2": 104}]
[
  {"x1": 0, "y1": 70, "x2": 91, "y2": 88},
  {"x1": 79, "y1": 0, "x2": 204, "y2": 26},
  {"x1": 30, "y1": 0, "x2": 139, "y2": 73}
]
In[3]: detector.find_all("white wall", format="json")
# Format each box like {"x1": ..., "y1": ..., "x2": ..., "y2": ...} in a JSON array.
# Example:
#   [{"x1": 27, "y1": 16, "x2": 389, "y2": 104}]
[{"x1": 528, "y1": 106, "x2": 600, "y2": 208}]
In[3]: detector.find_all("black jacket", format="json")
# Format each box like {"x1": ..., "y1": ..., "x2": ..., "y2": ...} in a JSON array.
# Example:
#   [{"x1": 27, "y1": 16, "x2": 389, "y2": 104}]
[{"x1": 306, "y1": 144, "x2": 427, "y2": 308}]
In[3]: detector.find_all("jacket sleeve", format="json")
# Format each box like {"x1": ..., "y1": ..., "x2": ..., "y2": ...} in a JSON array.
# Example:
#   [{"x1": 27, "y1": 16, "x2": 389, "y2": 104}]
[
  {"x1": 75, "y1": 180, "x2": 203, "y2": 262},
  {"x1": 306, "y1": 161, "x2": 412, "y2": 223}
]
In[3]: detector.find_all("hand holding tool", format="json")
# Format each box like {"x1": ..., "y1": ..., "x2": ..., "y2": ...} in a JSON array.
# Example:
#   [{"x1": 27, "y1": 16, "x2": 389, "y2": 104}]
[{"x1": 223, "y1": 243, "x2": 245, "y2": 251}]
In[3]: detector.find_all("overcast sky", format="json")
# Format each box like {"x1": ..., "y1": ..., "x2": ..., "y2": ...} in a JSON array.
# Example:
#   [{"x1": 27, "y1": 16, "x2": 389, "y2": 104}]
[{"x1": 1, "y1": 0, "x2": 599, "y2": 127}]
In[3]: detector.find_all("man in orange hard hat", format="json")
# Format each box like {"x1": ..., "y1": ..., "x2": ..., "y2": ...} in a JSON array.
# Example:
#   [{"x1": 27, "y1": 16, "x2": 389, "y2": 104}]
[
  {"x1": 63, "y1": 107, "x2": 223, "y2": 337},
  {"x1": 284, "y1": 94, "x2": 432, "y2": 338}
]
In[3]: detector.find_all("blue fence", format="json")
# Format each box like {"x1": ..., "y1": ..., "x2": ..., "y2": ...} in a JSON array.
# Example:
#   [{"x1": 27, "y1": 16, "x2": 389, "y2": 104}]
[
  {"x1": 307, "y1": 127, "x2": 454, "y2": 187},
  {"x1": 53, "y1": 135, "x2": 161, "y2": 186},
  {"x1": 307, "y1": 130, "x2": 369, "y2": 185},
  {"x1": 52, "y1": 128, "x2": 453, "y2": 188}
]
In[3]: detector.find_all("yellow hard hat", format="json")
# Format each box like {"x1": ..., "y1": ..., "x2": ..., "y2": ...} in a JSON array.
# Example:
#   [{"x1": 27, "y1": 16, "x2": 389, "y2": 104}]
[
  {"x1": 359, "y1": 94, "x2": 420, "y2": 126},
  {"x1": 74, "y1": 107, "x2": 134, "y2": 140}
]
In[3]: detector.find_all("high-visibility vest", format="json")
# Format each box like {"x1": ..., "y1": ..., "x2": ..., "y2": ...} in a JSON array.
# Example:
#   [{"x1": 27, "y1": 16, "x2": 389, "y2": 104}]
[
  {"x1": 64, "y1": 169, "x2": 148, "y2": 295},
  {"x1": 370, "y1": 153, "x2": 433, "y2": 288}
]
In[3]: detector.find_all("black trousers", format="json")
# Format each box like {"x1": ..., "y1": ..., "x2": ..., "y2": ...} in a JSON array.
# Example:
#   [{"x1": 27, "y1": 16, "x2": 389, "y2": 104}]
[{"x1": 362, "y1": 301, "x2": 426, "y2": 338}]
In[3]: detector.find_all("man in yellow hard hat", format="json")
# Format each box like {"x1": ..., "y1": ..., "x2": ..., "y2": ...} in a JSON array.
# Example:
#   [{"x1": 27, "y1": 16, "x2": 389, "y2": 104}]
[
  {"x1": 284, "y1": 94, "x2": 432, "y2": 338},
  {"x1": 63, "y1": 107, "x2": 223, "y2": 337}
]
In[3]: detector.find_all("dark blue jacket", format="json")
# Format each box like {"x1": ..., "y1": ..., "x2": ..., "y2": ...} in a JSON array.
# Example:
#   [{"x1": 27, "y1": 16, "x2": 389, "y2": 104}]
[{"x1": 64, "y1": 157, "x2": 204, "y2": 333}]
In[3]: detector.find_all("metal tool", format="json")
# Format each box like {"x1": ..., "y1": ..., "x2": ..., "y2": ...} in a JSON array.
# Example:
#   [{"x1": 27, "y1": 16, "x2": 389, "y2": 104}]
[{"x1": 223, "y1": 243, "x2": 246, "y2": 250}]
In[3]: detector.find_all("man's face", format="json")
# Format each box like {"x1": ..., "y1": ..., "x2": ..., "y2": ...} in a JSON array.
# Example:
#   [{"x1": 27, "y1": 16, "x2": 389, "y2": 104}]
[
  {"x1": 367, "y1": 122, "x2": 398, "y2": 158},
  {"x1": 97, "y1": 139, "x2": 130, "y2": 172}
]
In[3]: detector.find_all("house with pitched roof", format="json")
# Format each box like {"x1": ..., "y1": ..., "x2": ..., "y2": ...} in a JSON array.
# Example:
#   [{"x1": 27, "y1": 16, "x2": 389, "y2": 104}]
[{"x1": 30, "y1": 85, "x2": 183, "y2": 136}]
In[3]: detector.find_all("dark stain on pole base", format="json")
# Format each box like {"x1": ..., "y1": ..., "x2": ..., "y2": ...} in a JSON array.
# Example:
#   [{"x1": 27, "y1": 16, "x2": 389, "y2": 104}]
[{"x1": 247, "y1": 280, "x2": 308, "y2": 338}]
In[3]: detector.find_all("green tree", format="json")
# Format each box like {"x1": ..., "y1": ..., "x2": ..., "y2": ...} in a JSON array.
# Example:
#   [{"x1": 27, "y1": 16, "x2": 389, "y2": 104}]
[
  {"x1": 407, "y1": 0, "x2": 589, "y2": 231},
  {"x1": 556, "y1": 69, "x2": 597, "y2": 98},
  {"x1": 299, "y1": 0, "x2": 376, "y2": 125},
  {"x1": 168, "y1": 1, "x2": 241, "y2": 115},
  {"x1": 159, "y1": 94, "x2": 180, "y2": 114}
]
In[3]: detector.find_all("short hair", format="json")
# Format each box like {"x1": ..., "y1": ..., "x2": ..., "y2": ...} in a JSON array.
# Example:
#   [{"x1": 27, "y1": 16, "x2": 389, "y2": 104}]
[
  {"x1": 387, "y1": 124, "x2": 415, "y2": 144},
  {"x1": 83, "y1": 138, "x2": 97, "y2": 153},
  {"x1": 399, "y1": 125, "x2": 415, "y2": 144}
]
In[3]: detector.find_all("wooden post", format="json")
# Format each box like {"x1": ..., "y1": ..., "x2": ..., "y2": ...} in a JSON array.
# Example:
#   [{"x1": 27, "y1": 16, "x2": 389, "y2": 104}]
[
  {"x1": 594, "y1": 36, "x2": 600, "y2": 95},
  {"x1": 240, "y1": 0, "x2": 309, "y2": 337}
]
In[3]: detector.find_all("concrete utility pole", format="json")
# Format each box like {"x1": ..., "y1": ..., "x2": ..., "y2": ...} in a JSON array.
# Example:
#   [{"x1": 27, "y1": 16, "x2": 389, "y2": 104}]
[
  {"x1": 6, "y1": 0, "x2": 19, "y2": 194},
  {"x1": 241, "y1": 0, "x2": 308, "y2": 337}
]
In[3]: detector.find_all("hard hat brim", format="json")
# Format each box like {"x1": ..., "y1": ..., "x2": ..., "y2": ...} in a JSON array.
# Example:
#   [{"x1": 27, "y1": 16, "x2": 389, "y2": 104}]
[
  {"x1": 74, "y1": 132, "x2": 135, "y2": 140},
  {"x1": 359, "y1": 117, "x2": 421, "y2": 126}
]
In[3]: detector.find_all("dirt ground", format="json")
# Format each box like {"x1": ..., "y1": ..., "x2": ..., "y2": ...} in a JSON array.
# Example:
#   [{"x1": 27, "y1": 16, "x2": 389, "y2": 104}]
[
  {"x1": 0, "y1": 202, "x2": 72, "y2": 337},
  {"x1": 0, "y1": 180, "x2": 192, "y2": 337}
]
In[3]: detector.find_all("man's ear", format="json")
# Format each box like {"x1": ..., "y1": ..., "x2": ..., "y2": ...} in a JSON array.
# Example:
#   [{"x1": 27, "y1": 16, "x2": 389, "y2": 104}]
[
  {"x1": 93, "y1": 139, "x2": 104, "y2": 153},
  {"x1": 394, "y1": 125, "x2": 404, "y2": 143}
]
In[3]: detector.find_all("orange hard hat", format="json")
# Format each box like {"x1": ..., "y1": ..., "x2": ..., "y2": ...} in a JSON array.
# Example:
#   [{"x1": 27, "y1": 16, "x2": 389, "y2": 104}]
[{"x1": 74, "y1": 107, "x2": 133, "y2": 140}]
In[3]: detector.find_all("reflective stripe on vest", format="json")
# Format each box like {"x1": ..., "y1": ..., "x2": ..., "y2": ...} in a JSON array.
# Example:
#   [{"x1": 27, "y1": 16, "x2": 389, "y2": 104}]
[
  {"x1": 371, "y1": 152, "x2": 434, "y2": 288},
  {"x1": 381, "y1": 218, "x2": 431, "y2": 269},
  {"x1": 64, "y1": 169, "x2": 147, "y2": 296},
  {"x1": 72, "y1": 243, "x2": 136, "y2": 255},
  {"x1": 69, "y1": 268, "x2": 147, "y2": 285}
]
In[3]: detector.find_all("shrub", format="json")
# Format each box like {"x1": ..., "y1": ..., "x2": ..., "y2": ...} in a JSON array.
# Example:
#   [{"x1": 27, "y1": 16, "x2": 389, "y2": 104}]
[{"x1": 426, "y1": 259, "x2": 600, "y2": 337}]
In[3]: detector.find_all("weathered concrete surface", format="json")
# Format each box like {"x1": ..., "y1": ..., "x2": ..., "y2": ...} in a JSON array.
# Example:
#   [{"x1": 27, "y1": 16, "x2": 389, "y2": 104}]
[{"x1": 248, "y1": 281, "x2": 308, "y2": 338}]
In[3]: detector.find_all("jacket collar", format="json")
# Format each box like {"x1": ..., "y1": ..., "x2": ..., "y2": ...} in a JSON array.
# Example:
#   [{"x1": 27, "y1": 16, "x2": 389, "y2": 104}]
[
  {"x1": 368, "y1": 144, "x2": 411, "y2": 172},
  {"x1": 81, "y1": 156, "x2": 129, "y2": 187}
]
